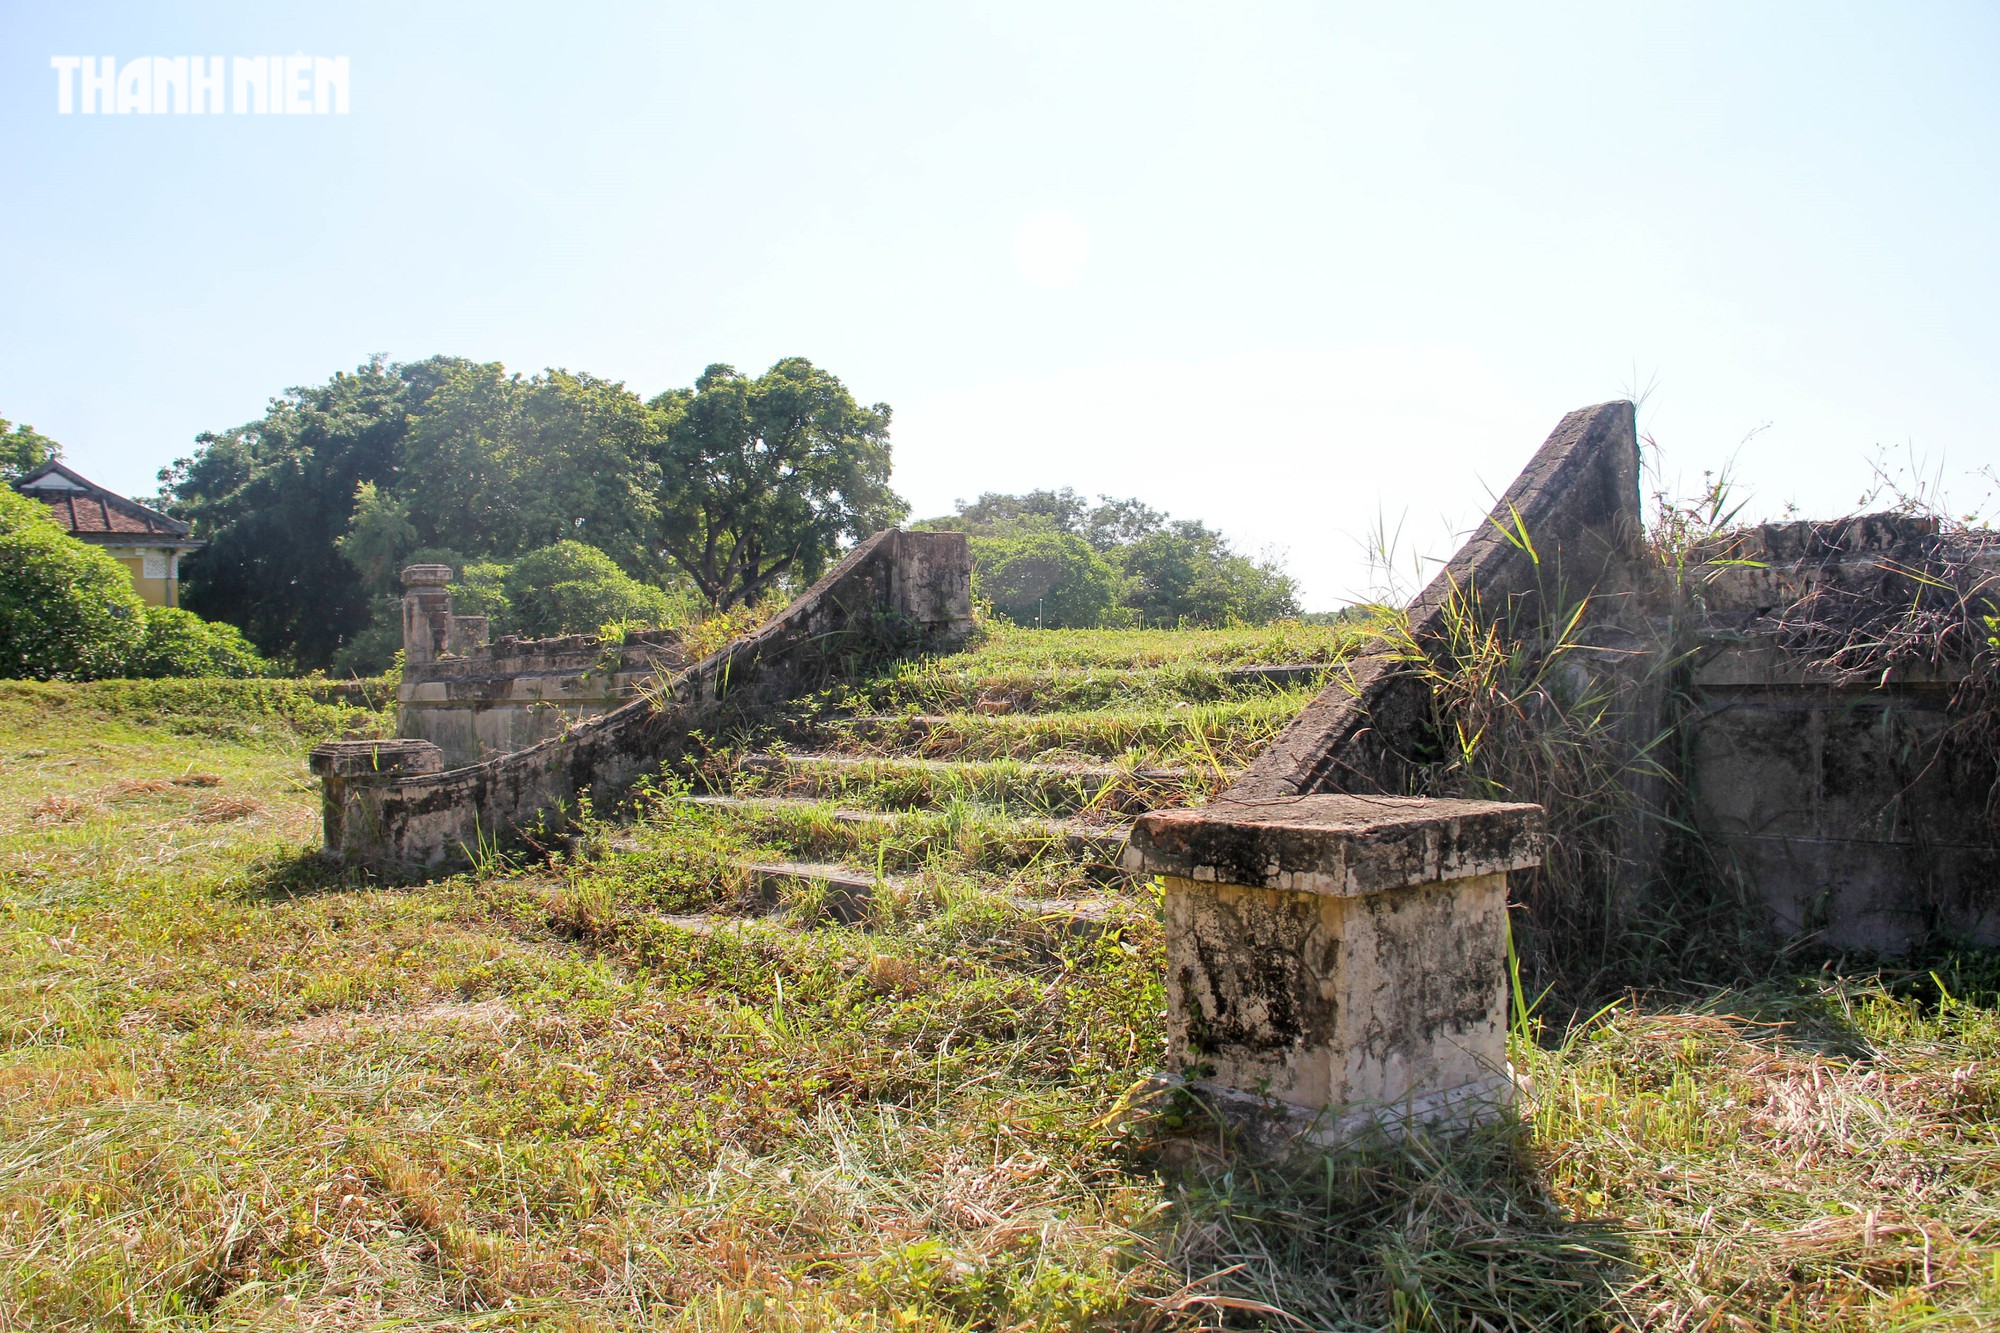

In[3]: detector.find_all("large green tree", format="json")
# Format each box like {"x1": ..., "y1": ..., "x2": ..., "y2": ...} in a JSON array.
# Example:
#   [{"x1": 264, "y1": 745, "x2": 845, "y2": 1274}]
[
  {"x1": 1120, "y1": 520, "x2": 1300, "y2": 626},
  {"x1": 0, "y1": 416, "x2": 61, "y2": 482},
  {"x1": 920, "y1": 490, "x2": 1299, "y2": 627},
  {"x1": 501, "y1": 542, "x2": 677, "y2": 638},
  {"x1": 972, "y1": 530, "x2": 1127, "y2": 629},
  {"x1": 651, "y1": 359, "x2": 906, "y2": 608},
  {"x1": 397, "y1": 364, "x2": 665, "y2": 574},
  {"x1": 159, "y1": 357, "x2": 459, "y2": 668}
]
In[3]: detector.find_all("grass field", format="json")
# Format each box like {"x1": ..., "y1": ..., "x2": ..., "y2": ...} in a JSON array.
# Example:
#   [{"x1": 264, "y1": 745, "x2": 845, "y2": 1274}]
[{"x1": 2, "y1": 635, "x2": 1998, "y2": 1330}]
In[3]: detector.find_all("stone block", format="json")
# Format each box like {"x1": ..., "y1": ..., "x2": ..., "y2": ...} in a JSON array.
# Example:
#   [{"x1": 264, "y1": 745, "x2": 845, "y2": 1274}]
[
  {"x1": 1124, "y1": 794, "x2": 1543, "y2": 1143},
  {"x1": 308, "y1": 739, "x2": 446, "y2": 862},
  {"x1": 307, "y1": 738, "x2": 445, "y2": 780}
]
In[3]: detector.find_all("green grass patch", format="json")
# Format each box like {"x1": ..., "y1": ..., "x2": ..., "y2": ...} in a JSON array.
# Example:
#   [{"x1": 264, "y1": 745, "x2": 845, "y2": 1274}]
[
  {"x1": 938, "y1": 619, "x2": 1377, "y2": 672},
  {"x1": 829, "y1": 692, "x2": 1314, "y2": 769},
  {"x1": 2, "y1": 639, "x2": 1999, "y2": 1329}
]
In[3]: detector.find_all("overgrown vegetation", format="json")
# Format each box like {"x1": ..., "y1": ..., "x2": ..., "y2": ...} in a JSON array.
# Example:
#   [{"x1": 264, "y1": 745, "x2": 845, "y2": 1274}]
[
  {"x1": 126, "y1": 607, "x2": 271, "y2": 679},
  {"x1": 0, "y1": 486, "x2": 146, "y2": 680},
  {"x1": 0, "y1": 486, "x2": 263, "y2": 682},
  {"x1": 1385, "y1": 446, "x2": 2000, "y2": 1009},
  {"x1": 4, "y1": 622, "x2": 1997, "y2": 1329}
]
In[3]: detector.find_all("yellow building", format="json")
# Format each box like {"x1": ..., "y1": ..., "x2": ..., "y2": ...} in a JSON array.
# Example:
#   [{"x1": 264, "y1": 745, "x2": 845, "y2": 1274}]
[{"x1": 13, "y1": 461, "x2": 202, "y2": 608}]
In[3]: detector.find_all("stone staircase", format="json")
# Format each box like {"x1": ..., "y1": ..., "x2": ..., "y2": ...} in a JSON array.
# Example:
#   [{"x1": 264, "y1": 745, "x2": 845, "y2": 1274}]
[{"x1": 646, "y1": 634, "x2": 1347, "y2": 937}]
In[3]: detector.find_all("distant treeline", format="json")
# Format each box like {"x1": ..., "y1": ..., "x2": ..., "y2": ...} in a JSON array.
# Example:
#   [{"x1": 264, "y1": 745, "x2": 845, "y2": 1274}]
[{"x1": 917, "y1": 489, "x2": 1300, "y2": 629}]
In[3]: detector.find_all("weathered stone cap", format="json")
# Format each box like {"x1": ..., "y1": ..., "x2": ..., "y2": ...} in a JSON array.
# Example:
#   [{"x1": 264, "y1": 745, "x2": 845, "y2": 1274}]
[
  {"x1": 308, "y1": 738, "x2": 446, "y2": 780},
  {"x1": 1124, "y1": 794, "x2": 1543, "y2": 897},
  {"x1": 400, "y1": 564, "x2": 453, "y2": 587}
]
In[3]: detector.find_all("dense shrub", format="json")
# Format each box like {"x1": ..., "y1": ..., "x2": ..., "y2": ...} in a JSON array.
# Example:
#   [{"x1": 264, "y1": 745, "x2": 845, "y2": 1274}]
[
  {"x1": 0, "y1": 488, "x2": 147, "y2": 680},
  {"x1": 450, "y1": 559, "x2": 514, "y2": 627},
  {"x1": 503, "y1": 542, "x2": 675, "y2": 637},
  {"x1": 127, "y1": 606, "x2": 271, "y2": 678},
  {"x1": 971, "y1": 531, "x2": 1128, "y2": 629}
]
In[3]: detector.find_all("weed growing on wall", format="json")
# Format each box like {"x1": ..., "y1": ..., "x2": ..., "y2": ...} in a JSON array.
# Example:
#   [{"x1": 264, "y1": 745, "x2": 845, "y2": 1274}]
[{"x1": 1384, "y1": 470, "x2": 1779, "y2": 998}]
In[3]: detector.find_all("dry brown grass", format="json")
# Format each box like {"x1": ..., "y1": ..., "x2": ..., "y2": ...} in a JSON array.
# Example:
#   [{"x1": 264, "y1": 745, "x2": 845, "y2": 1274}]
[
  {"x1": 28, "y1": 792, "x2": 100, "y2": 825},
  {"x1": 191, "y1": 794, "x2": 266, "y2": 824}
]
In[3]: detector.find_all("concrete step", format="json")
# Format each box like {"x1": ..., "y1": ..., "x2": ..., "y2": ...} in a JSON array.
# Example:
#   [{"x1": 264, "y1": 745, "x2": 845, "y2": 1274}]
[
  {"x1": 727, "y1": 751, "x2": 1189, "y2": 816},
  {"x1": 683, "y1": 793, "x2": 1132, "y2": 864},
  {"x1": 718, "y1": 859, "x2": 1133, "y2": 939},
  {"x1": 1221, "y1": 663, "x2": 1337, "y2": 689},
  {"x1": 849, "y1": 661, "x2": 1339, "y2": 715}
]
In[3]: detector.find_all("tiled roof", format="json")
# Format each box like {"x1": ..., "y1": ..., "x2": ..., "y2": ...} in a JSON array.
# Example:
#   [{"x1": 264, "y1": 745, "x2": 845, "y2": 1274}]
[{"x1": 13, "y1": 461, "x2": 193, "y2": 539}]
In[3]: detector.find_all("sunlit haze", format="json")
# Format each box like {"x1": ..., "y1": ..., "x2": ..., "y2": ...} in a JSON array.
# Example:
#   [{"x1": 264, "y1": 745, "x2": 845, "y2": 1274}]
[{"x1": 4, "y1": 2, "x2": 1997, "y2": 607}]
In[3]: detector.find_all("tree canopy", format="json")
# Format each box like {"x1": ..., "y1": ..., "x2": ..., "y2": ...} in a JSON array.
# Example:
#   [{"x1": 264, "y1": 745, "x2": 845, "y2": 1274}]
[
  {"x1": 153, "y1": 354, "x2": 1304, "y2": 666},
  {"x1": 651, "y1": 360, "x2": 905, "y2": 608},
  {"x1": 160, "y1": 355, "x2": 905, "y2": 669},
  {"x1": 0, "y1": 416, "x2": 61, "y2": 482},
  {"x1": 502, "y1": 542, "x2": 677, "y2": 638},
  {"x1": 973, "y1": 530, "x2": 1127, "y2": 629},
  {"x1": 160, "y1": 356, "x2": 436, "y2": 667}
]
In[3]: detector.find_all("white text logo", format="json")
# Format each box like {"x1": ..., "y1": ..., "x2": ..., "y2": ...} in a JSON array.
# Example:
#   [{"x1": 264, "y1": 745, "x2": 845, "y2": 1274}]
[{"x1": 49, "y1": 57, "x2": 350, "y2": 115}]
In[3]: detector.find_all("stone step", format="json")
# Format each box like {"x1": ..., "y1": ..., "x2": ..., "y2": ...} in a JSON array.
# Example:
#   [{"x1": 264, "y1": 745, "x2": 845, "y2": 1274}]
[
  {"x1": 840, "y1": 712, "x2": 1208, "y2": 740},
  {"x1": 720, "y1": 860, "x2": 1132, "y2": 939},
  {"x1": 683, "y1": 794, "x2": 1133, "y2": 864},
  {"x1": 848, "y1": 661, "x2": 1340, "y2": 715},
  {"x1": 728, "y1": 751, "x2": 1189, "y2": 816},
  {"x1": 821, "y1": 712, "x2": 1213, "y2": 764},
  {"x1": 1221, "y1": 663, "x2": 1336, "y2": 689},
  {"x1": 740, "y1": 860, "x2": 876, "y2": 924}
]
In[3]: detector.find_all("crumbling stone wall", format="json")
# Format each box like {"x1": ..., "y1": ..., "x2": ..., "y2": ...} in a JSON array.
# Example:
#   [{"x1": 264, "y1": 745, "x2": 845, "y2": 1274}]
[
  {"x1": 313, "y1": 529, "x2": 974, "y2": 870},
  {"x1": 1220, "y1": 400, "x2": 2000, "y2": 955},
  {"x1": 399, "y1": 626, "x2": 686, "y2": 768},
  {"x1": 393, "y1": 564, "x2": 691, "y2": 768},
  {"x1": 1681, "y1": 516, "x2": 2000, "y2": 949}
]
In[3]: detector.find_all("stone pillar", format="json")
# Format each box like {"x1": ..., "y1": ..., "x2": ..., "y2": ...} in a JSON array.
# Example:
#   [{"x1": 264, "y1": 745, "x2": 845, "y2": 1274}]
[
  {"x1": 1124, "y1": 794, "x2": 1544, "y2": 1144},
  {"x1": 308, "y1": 738, "x2": 445, "y2": 865},
  {"x1": 887, "y1": 529, "x2": 976, "y2": 643},
  {"x1": 400, "y1": 564, "x2": 455, "y2": 667}
]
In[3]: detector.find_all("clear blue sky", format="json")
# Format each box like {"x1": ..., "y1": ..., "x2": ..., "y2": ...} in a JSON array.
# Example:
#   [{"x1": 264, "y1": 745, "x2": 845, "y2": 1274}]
[{"x1": 3, "y1": 2, "x2": 1997, "y2": 608}]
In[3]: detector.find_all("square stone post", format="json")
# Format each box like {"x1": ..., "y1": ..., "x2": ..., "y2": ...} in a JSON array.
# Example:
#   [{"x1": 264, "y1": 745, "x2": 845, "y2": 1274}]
[
  {"x1": 400, "y1": 564, "x2": 456, "y2": 668},
  {"x1": 1124, "y1": 794, "x2": 1543, "y2": 1143}
]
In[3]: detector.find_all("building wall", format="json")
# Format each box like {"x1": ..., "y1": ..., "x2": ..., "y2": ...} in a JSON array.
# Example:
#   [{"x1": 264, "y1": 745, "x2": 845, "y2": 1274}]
[{"x1": 106, "y1": 547, "x2": 180, "y2": 607}]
